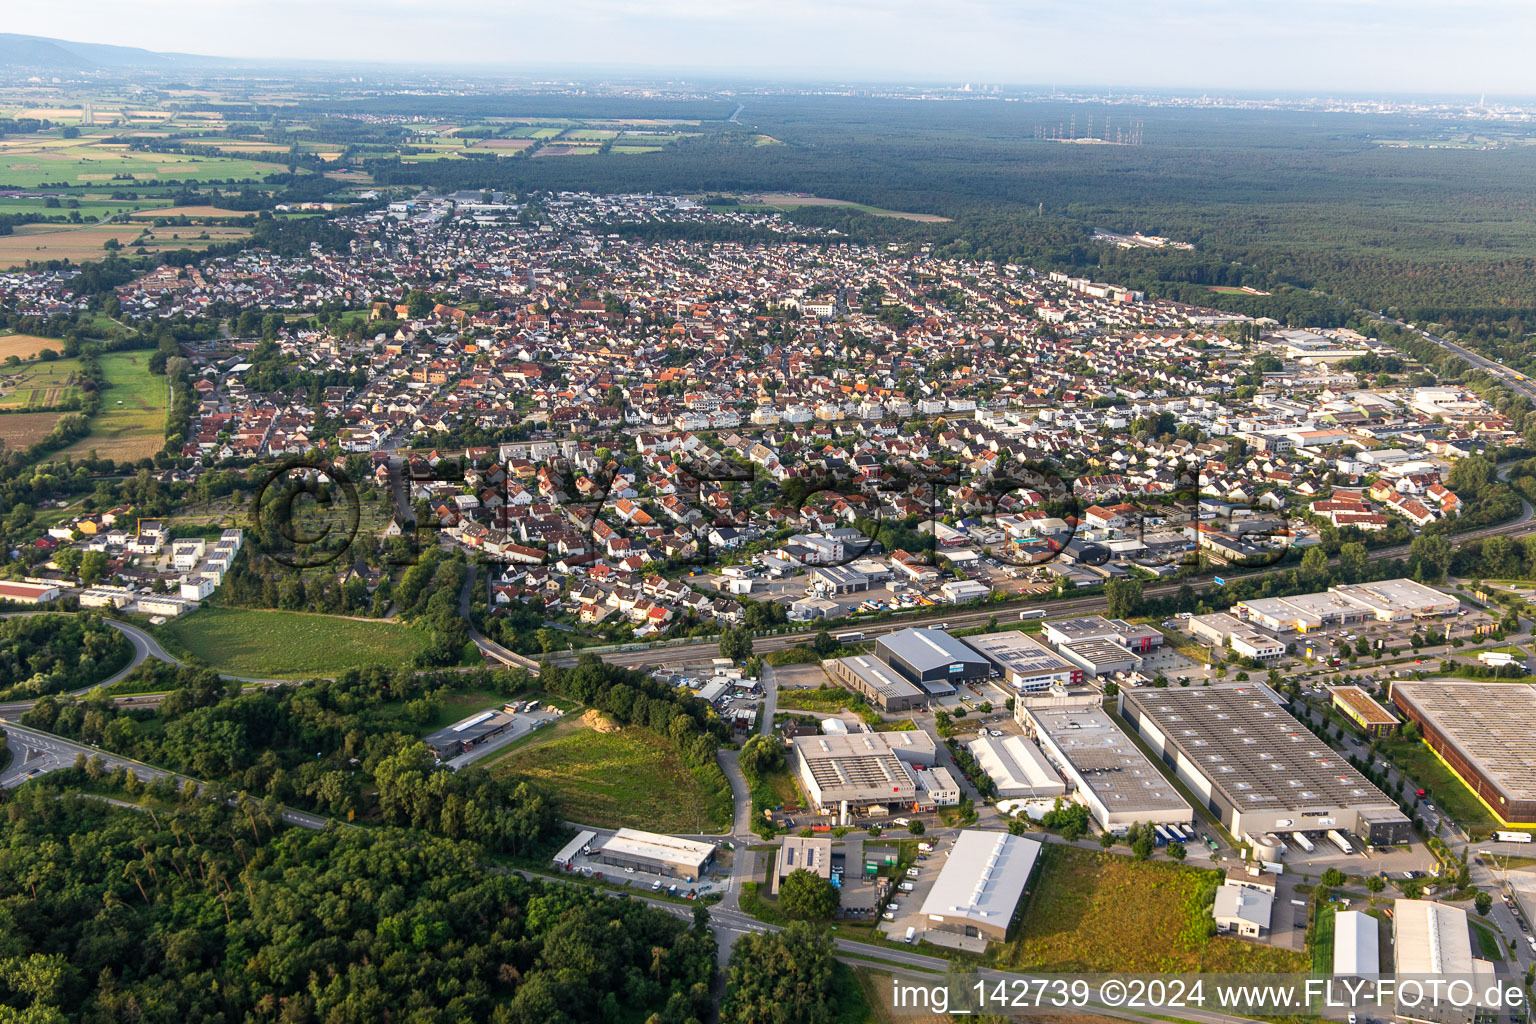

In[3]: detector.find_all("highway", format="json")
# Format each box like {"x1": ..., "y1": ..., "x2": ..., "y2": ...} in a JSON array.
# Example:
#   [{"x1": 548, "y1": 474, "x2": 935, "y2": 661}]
[{"x1": 1366, "y1": 311, "x2": 1536, "y2": 406}]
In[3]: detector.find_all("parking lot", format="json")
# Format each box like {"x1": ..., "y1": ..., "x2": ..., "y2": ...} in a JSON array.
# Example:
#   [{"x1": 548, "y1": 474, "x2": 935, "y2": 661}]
[{"x1": 876, "y1": 836, "x2": 949, "y2": 945}]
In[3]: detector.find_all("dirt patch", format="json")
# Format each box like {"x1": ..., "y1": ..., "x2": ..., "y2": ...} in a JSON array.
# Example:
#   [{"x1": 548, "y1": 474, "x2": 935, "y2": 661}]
[
  {"x1": 0, "y1": 410, "x2": 65, "y2": 448},
  {"x1": 581, "y1": 708, "x2": 621, "y2": 733}
]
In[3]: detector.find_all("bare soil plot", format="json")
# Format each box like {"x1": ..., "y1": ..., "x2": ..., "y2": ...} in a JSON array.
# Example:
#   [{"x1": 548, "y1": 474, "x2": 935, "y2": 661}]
[{"x1": 0, "y1": 411, "x2": 66, "y2": 448}]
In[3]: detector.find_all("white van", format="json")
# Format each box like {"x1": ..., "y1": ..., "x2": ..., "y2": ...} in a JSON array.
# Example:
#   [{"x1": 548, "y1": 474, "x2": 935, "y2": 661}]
[{"x1": 904, "y1": 927, "x2": 916, "y2": 943}]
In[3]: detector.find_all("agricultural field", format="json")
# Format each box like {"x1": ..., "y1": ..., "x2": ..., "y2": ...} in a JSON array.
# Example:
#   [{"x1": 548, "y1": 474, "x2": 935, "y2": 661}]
[
  {"x1": 1003, "y1": 845, "x2": 1309, "y2": 973},
  {"x1": 0, "y1": 356, "x2": 83, "y2": 409},
  {"x1": 60, "y1": 351, "x2": 166, "y2": 462},
  {"x1": 489, "y1": 714, "x2": 733, "y2": 833},
  {"x1": 0, "y1": 129, "x2": 287, "y2": 189},
  {"x1": 0, "y1": 221, "x2": 250, "y2": 267},
  {"x1": 0, "y1": 410, "x2": 66, "y2": 449},
  {"x1": 129, "y1": 205, "x2": 257, "y2": 220},
  {"x1": 0, "y1": 194, "x2": 163, "y2": 218},
  {"x1": 155, "y1": 607, "x2": 435, "y2": 678},
  {"x1": 470, "y1": 139, "x2": 535, "y2": 153},
  {"x1": 0, "y1": 333, "x2": 65, "y2": 362}
]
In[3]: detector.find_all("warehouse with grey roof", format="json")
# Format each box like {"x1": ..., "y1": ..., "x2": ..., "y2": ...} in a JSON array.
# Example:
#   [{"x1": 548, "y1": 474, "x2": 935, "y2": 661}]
[{"x1": 1120, "y1": 684, "x2": 1411, "y2": 845}]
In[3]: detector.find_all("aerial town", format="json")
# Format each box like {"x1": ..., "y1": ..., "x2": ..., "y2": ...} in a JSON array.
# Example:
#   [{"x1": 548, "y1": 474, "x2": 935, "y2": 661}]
[{"x1": 3, "y1": 52, "x2": 1536, "y2": 1023}]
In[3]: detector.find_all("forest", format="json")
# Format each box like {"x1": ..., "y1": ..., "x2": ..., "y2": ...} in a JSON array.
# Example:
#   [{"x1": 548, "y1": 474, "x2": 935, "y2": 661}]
[
  {"x1": 0, "y1": 613, "x2": 131, "y2": 701},
  {"x1": 0, "y1": 786, "x2": 717, "y2": 1023}
]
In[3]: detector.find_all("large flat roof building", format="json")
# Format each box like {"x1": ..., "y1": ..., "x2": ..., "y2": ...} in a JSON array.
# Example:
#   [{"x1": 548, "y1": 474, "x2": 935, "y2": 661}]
[
  {"x1": 968, "y1": 735, "x2": 1068, "y2": 800},
  {"x1": 1020, "y1": 703, "x2": 1192, "y2": 830},
  {"x1": 423, "y1": 709, "x2": 516, "y2": 760},
  {"x1": 1042, "y1": 615, "x2": 1163, "y2": 652},
  {"x1": 828, "y1": 654, "x2": 928, "y2": 711},
  {"x1": 791, "y1": 732, "x2": 935, "y2": 816},
  {"x1": 772, "y1": 835, "x2": 832, "y2": 894},
  {"x1": 1120, "y1": 684, "x2": 1411, "y2": 845},
  {"x1": 875, "y1": 628, "x2": 991, "y2": 694},
  {"x1": 1333, "y1": 910, "x2": 1380, "y2": 978},
  {"x1": 963, "y1": 630, "x2": 1085, "y2": 692},
  {"x1": 593, "y1": 828, "x2": 716, "y2": 881},
  {"x1": 1391, "y1": 900, "x2": 1497, "y2": 1024},
  {"x1": 1390, "y1": 681, "x2": 1536, "y2": 826},
  {"x1": 1235, "y1": 578, "x2": 1458, "y2": 634},
  {"x1": 1330, "y1": 685, "x2": 1399, "y2": 735},
  {"x1": 918, "y1": 830, "x2": 1042, "y2": 942},
  {"x1": 1039, "y1": 615, "x2": 1162, "y2": 677}
]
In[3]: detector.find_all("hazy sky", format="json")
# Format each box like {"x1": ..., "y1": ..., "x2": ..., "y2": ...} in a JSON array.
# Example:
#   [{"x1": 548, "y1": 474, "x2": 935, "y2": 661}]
[{"x1": 10, "y1": 0, "x2": 1536, "y2": 95}]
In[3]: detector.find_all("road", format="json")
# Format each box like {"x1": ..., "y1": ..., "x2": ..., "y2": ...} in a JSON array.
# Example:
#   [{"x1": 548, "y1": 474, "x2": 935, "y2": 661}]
[
  {"x1": 0, "y1": 720, "x2": 331, "y2": 828},
  {"x1": 533, "y1": 491, "x2": 1534, "y2": 675},
  {"x1": 1367, "y1": 312, "x2": 1536, "y2": 406}
]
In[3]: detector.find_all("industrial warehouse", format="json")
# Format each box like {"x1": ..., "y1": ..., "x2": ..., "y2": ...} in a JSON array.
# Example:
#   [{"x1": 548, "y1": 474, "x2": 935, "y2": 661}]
[
  {"x1": 591, "y1": 828, "x2": 717, "y2": 881},
  {"x1": 1233, "y1": 578, "x2": 1458, "y2": 634},
  {"x1": 1040, "y1": 615, "x2": 1164, "y2": 677},
  {"x1": 874, "y1": 627, "x2": 991, "y2": 695},
  {"x1": 423, "y1": 709, "x2": 517, "y2": 760},
  {"x1": 1120, "y1": 684, "x2": 1412, "y2": 846},
  {"x1": 1018, "y1": 702, "x2": 1192, "y2": 831},
  {"x1": 918, "y1": 829, "x2": 1043, "y2": 943},
  {"x1": 791, "y1": 731, "x2": 938, "y2": 819},
  {"x1": 962, "y1": 630, "x2": 1084, "y2": 692},
  {"x1": 828, "y1": 654, "x2": 928, "y2": 711},
  {"x1": 967, "y1": 734, "x2": 1068, "y2": 800},
  {"x1": 1390, "y1": 681, "x2": 1536, "y2": 825}
]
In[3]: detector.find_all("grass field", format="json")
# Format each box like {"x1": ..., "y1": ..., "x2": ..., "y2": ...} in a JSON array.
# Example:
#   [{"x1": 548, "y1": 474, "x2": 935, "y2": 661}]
[
  {"x1": 0, "y1": 333, "x2": 65, "y2": 361},
  {"x1": 0, "y1": 356, "x2": 83, "y2": 409},
  {"x1": 128, "y1": 205, "x2": 256, "y2": 220},
  {"x1": 1004, "y1": 845, "x2": 1309, "y2": 973},
  {"x1": 0, "y1": 410, "x2": 66, "y2": 448},
  {"x1": 489, "y1": 716, "x2": 733, "y2": 833},
  {"x1": 155, "y1": 607, "x2": 434, "y2": 678},
  {"x1": 1470, "y1": 919, "x2": 1505, "y2": 960},
  {"x1": 60, "y1": 351, "x2": 166, "y2": 461},
  {"x1": 1379, "y1": 736, "x2": 1497, "y2": 826}
]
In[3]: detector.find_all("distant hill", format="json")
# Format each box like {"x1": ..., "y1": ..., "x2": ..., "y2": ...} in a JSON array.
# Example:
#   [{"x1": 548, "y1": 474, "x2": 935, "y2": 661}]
[{"x1": 0, "y1": 34, "x2": 212, "y2": 71}]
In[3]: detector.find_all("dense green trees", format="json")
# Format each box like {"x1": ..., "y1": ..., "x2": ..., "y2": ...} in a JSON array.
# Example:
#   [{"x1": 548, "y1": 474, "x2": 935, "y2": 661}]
[
  {"x1": 0, "y1": 613, "x2": 131, "y2": 700},
  {"x1": 0, "y1": 789, "x2": 715, "y2": 1023},
  {"x1": 720, "y1": 922, "x2": 839, "y2": 1024},
  {"x1": 1104, "y1": 578, "x2": 1144, "y2": 619},
  {"x1": 777, "y1": 868, "x2": 840, "y2": 922}
]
